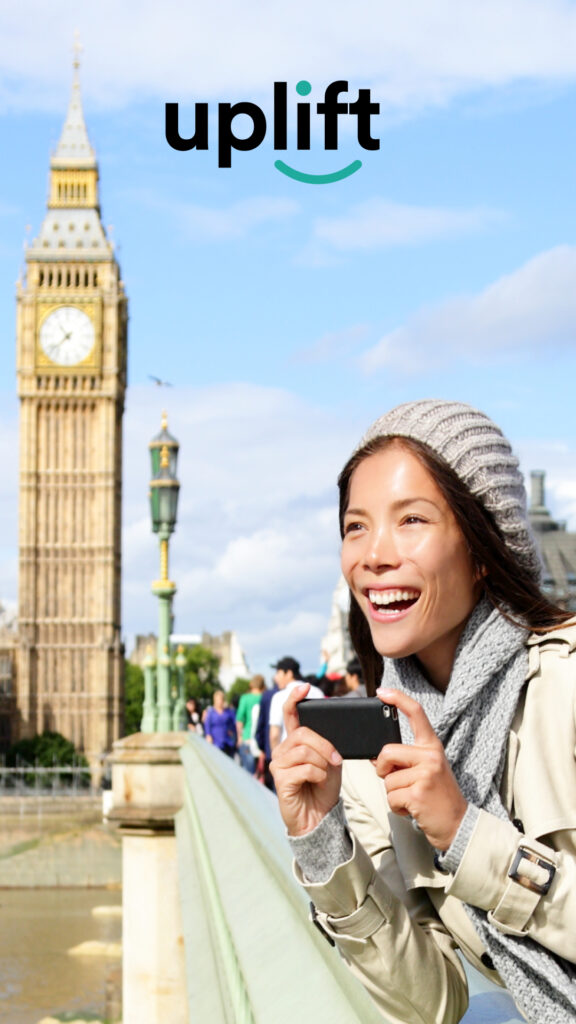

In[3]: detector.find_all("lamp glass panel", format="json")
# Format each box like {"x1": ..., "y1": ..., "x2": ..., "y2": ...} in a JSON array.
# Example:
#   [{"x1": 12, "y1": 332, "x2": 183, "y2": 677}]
[
  {"x1": 158, "y1": 484, "x2": 179, "y2": 528},
  {"x1": 149, "y1": 489, "x2": 161, "y2": 532}
]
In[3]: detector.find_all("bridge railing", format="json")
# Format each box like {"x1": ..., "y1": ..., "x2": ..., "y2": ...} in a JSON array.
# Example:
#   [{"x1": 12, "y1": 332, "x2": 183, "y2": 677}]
[
  {"x1": 176, "y1": 734, "x2": 385, "y2": 1024},
  {"x1": 0, "y1": 764, "x2": 93, "y2": 795}
]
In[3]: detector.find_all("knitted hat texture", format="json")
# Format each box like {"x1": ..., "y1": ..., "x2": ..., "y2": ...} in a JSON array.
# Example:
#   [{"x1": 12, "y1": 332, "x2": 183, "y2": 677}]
[{"x1": 359, "y1": 399, "x2": 541, "y2": 582}]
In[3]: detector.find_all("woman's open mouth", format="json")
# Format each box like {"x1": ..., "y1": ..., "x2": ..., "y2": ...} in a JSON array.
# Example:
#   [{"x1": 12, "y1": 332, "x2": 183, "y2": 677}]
[{"x1": 367, "y1": 588, "x2": 420, "y2": 615}]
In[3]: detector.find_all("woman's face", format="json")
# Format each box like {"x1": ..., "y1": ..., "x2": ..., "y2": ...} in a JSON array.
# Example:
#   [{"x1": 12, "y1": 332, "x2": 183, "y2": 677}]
[{"x1": 341, "y1": 444, "x2": 481, "y2": 690}]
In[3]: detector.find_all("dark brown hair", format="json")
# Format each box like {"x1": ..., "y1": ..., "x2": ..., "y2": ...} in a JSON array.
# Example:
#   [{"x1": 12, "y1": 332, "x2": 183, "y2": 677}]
[{"x1": 338, "y1": 435, "x2": 572, "y2": 696}]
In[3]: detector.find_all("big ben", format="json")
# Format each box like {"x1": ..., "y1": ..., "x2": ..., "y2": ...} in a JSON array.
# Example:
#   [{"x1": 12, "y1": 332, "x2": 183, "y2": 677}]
[{"x1": 15, "y1": 53, "x2": 127, "y2": 773}]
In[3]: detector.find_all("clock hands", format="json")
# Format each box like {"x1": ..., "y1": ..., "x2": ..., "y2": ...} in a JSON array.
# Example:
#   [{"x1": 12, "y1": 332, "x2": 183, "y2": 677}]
[
  {"x1": 47, "y1": 331, "x2": 72, "y2": 356},
  {"x1": 50, "y1": 329, "x2": 74, "y2": 352}
]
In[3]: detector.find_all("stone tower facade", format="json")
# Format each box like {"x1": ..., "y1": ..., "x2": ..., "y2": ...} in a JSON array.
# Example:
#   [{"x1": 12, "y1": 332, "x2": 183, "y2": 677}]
[{"x1": 15, "y1": 58, "x2": 127, "y2": 770}]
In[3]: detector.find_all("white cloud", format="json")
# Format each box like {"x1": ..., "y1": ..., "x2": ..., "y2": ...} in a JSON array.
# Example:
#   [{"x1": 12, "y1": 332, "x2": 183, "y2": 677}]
[
  {"x1": 2, "y1": 1, "x2": 576, "y2": 113},
  {"x1": 361, "y1": 246, "x2": 576, "y2": 373},
  {"x1": 294, "y1": 324, "x2": 370, "y2": 363},
  {"x1": 132, "y1": 191, "x2": 300, "y2": 242},
  {"x1": 312, "y1": 198, "x2": 502, "y2": 252},
  {"x1": 241, "y1": 610, "x2": 329, "y2": 662},
  {"x1": 180, "y1": 197, "x2": 299, "y2": 240}
]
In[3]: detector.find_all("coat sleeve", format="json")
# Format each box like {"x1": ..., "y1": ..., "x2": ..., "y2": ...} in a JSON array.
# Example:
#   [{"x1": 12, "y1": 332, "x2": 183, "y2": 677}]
[
  {"x1": 443, "y1": 632, "x2": 576, "y2": 966},
  {"x1": 440, "y1": 808, "x2": 576, "y2": 964},
  {"x1": 296, "y1": 768, "x2": 469, "y2": 1024}
]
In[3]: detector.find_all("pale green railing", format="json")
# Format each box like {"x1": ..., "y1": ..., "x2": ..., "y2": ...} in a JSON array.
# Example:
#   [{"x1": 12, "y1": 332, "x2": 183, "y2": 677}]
[
  {"x1": 176, "y1": 735, "x2": 524, "y2": 1024},
  {"x1": 176, "y1": 735, "x2": 385, "y2": 1024}
]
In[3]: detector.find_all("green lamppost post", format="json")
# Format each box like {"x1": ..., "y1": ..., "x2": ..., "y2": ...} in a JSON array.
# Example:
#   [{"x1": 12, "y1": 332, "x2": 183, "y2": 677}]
[
  {"x1": 173, "y1": 645, "x2": 187, "y2": 731},
  {"x1": 147, "y1": 413, "x2": 180, "y2": 733},
  {"x1": 140, "y1": 644, "x2": 157, "y2": 733}
]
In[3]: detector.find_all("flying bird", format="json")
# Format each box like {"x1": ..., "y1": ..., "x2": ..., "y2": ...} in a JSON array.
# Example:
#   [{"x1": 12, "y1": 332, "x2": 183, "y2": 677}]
[{"x1": 149, "y1": 375, "x2": 173, "y2": 387}]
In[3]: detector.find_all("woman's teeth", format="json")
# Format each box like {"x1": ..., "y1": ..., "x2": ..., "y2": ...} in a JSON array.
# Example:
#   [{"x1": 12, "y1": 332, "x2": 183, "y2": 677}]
[{"x1": 368, "y1": 589, "x2": 420, "y2": 610}]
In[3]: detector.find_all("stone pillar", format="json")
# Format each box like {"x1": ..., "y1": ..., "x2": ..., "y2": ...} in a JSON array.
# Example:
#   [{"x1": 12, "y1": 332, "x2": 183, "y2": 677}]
[
  {"x1": 530, "y1": 470, "x2": 546, "y2": 511},
  {"x1": 109, "y1": 732, "x2": 188, "y2": 1024}
]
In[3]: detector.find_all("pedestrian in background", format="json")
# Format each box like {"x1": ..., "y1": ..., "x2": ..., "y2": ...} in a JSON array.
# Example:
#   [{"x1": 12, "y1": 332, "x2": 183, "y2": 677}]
[
  {"x1": 186, "y1": 696, "x2": 204, "y2": 734},
  {"x1": 236, "y1": 674, "x2": 266, "y2": 773},
  {"x1": 254, "y1": 678, "x2": 279, "y2": 790},
  {"x1": 203, "y1": 690, "x2": 237, "y2": 758},
  {"x1": 343, "y1": 657, "x2": 366, "y2": 698},
  {"x1": 269, "y1": 657, "x2": 324, "y2": 752}
]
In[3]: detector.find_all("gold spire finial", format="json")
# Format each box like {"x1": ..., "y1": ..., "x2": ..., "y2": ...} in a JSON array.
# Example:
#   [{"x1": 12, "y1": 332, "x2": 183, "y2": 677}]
[
  {"x1": 73, "y1": 30, "x2": 83, "y2": 71},
  {"x1": 161, "y1": 410, "x2": 168, "y2": 430}
]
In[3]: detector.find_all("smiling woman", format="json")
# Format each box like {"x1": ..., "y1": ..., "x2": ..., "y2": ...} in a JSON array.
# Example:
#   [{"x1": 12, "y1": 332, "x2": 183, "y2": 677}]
[
  {"x1": 271, "y1": 399, "x2": 576, "y2": 1024},
  {"x1": 341, "y1": 443, "x2": 482, "y2": 690}
]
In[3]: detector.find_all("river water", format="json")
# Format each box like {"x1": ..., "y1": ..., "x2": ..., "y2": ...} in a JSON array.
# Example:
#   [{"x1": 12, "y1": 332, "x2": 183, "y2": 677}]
[{"x1": 0, "y1": 888, "x2": 122, "y2": 1024}]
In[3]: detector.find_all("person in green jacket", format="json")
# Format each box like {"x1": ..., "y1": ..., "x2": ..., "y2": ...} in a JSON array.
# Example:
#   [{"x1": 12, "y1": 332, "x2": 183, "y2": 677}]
[{"x1": 236, "y1": 674, "x2": 266, "y2": 774}]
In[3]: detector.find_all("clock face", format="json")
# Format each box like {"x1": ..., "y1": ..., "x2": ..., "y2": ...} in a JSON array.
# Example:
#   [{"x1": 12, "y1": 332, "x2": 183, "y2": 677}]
[{"x1": 39, "y1": 306, "x2": 95, "y2": 366}]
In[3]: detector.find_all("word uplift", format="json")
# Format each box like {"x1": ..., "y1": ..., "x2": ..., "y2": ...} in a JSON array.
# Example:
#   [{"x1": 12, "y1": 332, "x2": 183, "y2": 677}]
[{"x1": 165, "y1": 80, "x2": 380, "y2": 182}]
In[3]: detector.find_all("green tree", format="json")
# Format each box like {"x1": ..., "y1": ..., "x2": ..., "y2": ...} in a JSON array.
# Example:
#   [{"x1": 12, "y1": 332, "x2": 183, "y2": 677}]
[
  {"x1": 124, "y1": 661, "x2": 145, "y2": 736},
  {"x1": 7, "y1": 731, "x2": 90, "y2": 786},
  {"x1": 227, "y1": 677, "x2": 251, "y2": 708},
  {"x1": 122, "y1": 645, "x2": 221, "y2": 732},
  {"x1": 184, "y1": 644, "x2": 221, "y2": 704}
]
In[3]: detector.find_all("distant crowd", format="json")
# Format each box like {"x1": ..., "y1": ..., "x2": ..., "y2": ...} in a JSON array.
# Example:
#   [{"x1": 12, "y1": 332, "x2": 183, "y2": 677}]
[{"x1": 185, "y1": 653, "x2": 365, "y2": 790}]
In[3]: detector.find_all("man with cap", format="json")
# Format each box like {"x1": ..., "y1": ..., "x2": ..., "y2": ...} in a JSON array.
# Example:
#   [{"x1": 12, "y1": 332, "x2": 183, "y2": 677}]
[{"x1": 269, "y1": 656, "x2": 324, "y2": 753}]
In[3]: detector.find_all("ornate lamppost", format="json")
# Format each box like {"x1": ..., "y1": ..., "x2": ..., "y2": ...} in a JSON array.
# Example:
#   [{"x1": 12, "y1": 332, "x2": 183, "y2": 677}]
[{"x1": 142, "y1": 412, "x2": 180, "y2": 733}]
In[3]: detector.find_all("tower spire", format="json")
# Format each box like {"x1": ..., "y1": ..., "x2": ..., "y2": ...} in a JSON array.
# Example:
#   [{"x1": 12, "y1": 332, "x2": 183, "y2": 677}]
[
  {"x1": 28, "y1": 39, "x2": 109, "y2": 253},
  {"x1": 52, "y1": 33, "x2": 95, "y2": 169}
]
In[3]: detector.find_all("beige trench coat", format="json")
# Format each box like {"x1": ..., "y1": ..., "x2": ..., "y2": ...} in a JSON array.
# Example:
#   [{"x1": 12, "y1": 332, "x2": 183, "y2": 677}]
[{"x1": 297, "y1": 623, "x2": 576, "y2": 1024}]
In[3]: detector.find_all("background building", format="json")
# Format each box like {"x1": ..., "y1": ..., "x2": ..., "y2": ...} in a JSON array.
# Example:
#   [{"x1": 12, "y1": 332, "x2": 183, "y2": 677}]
[
  {"x1": 321, "y1": 576, "x2": 353, "y2": 675},
  {"x1": 528, "y1": 471, "x2": 576, "y2": 612},
  {"x1": 13, "y1": 59, "x2": 127, "y2": 772},
  {"x1": 130, "y1": 630, "x2": 249, "y2": 690}
]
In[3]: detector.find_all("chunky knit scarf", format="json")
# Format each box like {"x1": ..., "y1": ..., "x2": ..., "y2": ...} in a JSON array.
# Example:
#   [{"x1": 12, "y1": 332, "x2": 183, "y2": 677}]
[{"x1": 383, "y1": 598, "x2": 576, "y2": 1024}]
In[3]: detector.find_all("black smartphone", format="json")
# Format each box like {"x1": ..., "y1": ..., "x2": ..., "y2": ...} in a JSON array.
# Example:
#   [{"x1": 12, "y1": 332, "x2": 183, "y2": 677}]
[{"x1": 297, "y1": 697, "x2": 401, "y2": 759}]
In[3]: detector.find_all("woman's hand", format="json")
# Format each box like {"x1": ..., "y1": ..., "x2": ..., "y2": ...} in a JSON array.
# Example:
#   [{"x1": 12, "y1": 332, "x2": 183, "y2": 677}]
[
  {"x1": 271, "y1": 684, "x2": 343, "y2": 837},
  {"x1": 375, "y1": 688, "x2": 467, "y2": 851}
]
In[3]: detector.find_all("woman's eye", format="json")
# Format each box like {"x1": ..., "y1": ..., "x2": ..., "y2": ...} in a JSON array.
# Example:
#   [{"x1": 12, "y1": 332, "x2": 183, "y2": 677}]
[
  {"x1": 344, "y1": 521, "x2": 364, "y2": 535},
  {"x1": 402, "y1": 514, "x2": 425, "y2": 525}
]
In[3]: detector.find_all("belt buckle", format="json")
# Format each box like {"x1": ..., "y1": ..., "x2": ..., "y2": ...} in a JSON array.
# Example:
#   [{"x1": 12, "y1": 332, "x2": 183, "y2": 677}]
[
  {"x1": 508, "y1": 846, "x2": 556, "y2": 895},
  {"x1": 309, "y1": 901, "x2": 336, "y2": 947}
]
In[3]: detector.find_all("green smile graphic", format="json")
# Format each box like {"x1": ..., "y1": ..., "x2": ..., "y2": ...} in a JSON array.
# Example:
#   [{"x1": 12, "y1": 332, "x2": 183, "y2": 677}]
[{"x1": 274, "y1": 159, "x2": 362, "y2": 184}]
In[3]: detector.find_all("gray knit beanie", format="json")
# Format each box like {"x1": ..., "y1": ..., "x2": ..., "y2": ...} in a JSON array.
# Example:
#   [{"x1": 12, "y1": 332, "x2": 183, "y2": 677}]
[{"x1": 358, "y1": 399, "x2": 541, "y2": 583}]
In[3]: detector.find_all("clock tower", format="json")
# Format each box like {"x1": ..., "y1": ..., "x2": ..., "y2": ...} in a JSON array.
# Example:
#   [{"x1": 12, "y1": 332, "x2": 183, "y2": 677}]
[{"x1": 16, "y1": 55, "x2": 127, "y2": 772}]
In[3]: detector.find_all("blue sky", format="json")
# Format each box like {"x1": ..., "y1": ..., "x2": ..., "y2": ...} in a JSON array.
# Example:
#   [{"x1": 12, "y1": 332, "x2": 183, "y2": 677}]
[{"x1": 1, "y1": 1, "x2": 575, "y2": 677}]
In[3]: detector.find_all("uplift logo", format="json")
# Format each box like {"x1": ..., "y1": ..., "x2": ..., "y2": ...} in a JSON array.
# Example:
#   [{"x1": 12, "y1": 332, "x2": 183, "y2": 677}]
[{"x1": 165, "y1": 80, "x2": 380, "y2": 183}]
